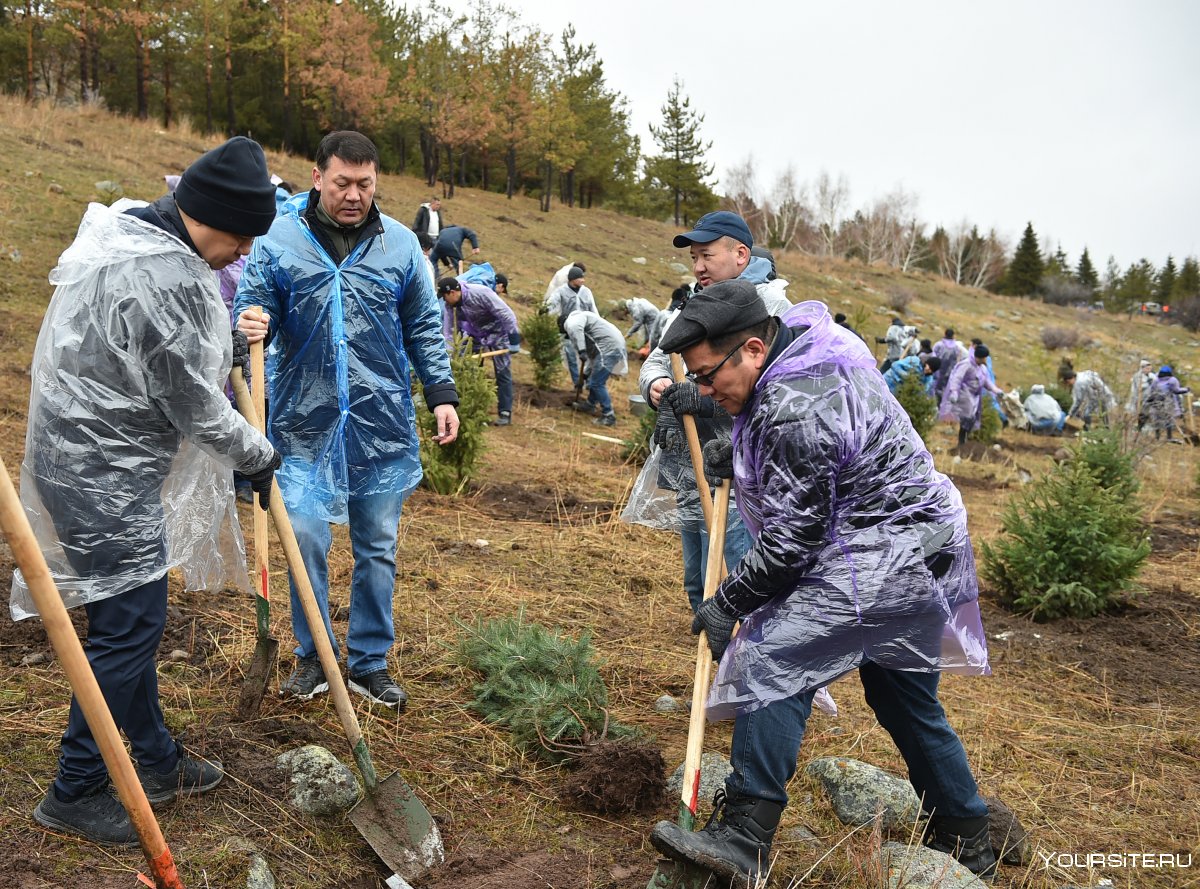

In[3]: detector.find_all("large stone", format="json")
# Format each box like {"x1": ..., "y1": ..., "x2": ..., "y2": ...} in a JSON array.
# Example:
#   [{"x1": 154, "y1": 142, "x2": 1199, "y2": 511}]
[
  {"x1": 275, "y1": 744, "x2": 360, "y2": 816},
  {"x1": 653, "y1": 694, "x2": 679, "y2": 713},
  {"x1": 984, "y1": 795, "x2": 1031, "y2": 865},
  {"x1": 805, "y1": 756, "x2": 920, "y2": 829},
  {"x1": 668, "y1": 262, "x2": 690, "y2": 275},
  {"x1": 874, "y1": 842, "x2": 988, "y2": 889},
  {"x1": 666, "y1": 751, "x2": 733, "y2": 809},
  {"x1": 223, "y1": 838, "x2": 277, "y2": 889}
]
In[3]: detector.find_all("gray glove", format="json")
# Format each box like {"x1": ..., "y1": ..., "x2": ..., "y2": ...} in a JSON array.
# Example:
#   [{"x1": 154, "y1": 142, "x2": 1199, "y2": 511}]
[
  {"x1": 661, "y1": 381, "x2": 716, "y2": 420},
  {"x1": 244, "y1": 451, "x2": 282, "y2": 510},
  {"x1": 702, "y1": 439, "x2": 733, "y2": 489},
  {"x1": 691, "y1": 597, "x2": 736, "y2": 660},
  {"x1": 231, "y1": 330, "x2": 251, "y2": 384}
]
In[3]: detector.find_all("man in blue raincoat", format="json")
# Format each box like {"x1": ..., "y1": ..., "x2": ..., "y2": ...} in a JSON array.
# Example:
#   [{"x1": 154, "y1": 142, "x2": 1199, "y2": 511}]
[
  {"x1": 236, "y1": 131, "x2": 459, "y2": 711},
  {"x1": 649, "y1": 281, "x2": 995, "y2": 883}
]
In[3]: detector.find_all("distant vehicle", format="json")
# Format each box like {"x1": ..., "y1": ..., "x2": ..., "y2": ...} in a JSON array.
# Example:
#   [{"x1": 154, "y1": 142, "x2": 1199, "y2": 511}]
[{"x1": 1140, "y1": 301, "x2": 1162, "y2": 315}]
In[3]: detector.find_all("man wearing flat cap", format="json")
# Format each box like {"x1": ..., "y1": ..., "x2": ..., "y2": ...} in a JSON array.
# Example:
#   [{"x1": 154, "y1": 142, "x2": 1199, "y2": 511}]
[
  {"x1": 15, "y1": 136, "x2": 283, "y2": 845},
  {"x1": 648, "y1": 284, "x2": 997, "y2": 884},
  {"x1": 630, "y1": 211, "x2": 792, "y2": 617}
]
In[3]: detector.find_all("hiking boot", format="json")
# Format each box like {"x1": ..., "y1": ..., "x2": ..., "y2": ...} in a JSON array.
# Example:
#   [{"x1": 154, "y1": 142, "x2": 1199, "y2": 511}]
[
  {"x1": 349, "y1": 669, "x2": 408, "y2": 710},
  {"x1": 137, "y1": 742, "x2": 224, "y2": 805},
  {"x1": 650, "y1": 789, "x2": 782, "y2": 882},
  {"x1": 570, "y1": 400, "x2": 596, "y2": 413},
  {"x1": 926, "y1": 815, "x2": 998, "y2": 881},
  {"x1": 593, "y1": 413, "x2": 616, "y2": 427},
  {"x1": 281, "y1": 655, "x2": 329, "y2": 700},
  {"x1": 495, "y1": 412, "x2": 512, "y2": 426},
  {"x1": 34, "y1": 782, "x2": 138, "y2": 847}
]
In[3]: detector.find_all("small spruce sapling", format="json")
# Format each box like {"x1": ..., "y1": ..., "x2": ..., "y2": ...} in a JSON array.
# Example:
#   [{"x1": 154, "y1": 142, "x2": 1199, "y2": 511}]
[
  {"x1": 415, "y1": 333, "x2": 496, "y2": 494},
  {"x1": 521, "y1": 310, "x2": 564, "y2": 390}
]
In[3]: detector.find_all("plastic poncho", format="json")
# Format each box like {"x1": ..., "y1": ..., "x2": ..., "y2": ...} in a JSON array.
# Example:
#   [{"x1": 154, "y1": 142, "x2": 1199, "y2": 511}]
[
  {"x1": 1023, "y1": 385, "x2": 1064, "y2": 427},
  {"x1": 562, "y1": 311, "x2": 628, "y2": 376},
  {"x1": 10, "y1": 200, "x2": 274, "y2": 620},
  {"x1": 704, "y1": 302, "x2": 989, "y2": 719},
  {"x1": 544, "y1": 283, "x2": 597, "y2": 317},
  {"x1": 1126, "y1": 369, "x2": 1155, "y2": 414},
  {"x1": 234, "y1": 194, "x2": 454, "y2": 523},
  {"x1": 881, "y1": 322, "x2": 907, "y2": 362},
  {"x1": 1146, "y1": 374, "x2": 1188, "y2": 429},
  {"x1": 932, "y1": 337, "x2": 963, "y2": 395},
  {"x1": 882, "y1": 355, "x2": 932, "y2": 395},
  {"x1": 443, "y1": 278, "x2": 519, "y2": 371},
  {"x1": 621, "y1": 298, "x2": 662, "y2": 343},
  {"x1": 1067, "y1": 370, "x2": 1116, "y2": 421},
  {"x1": 939, "y1": 358, "x2": 1002, "y2": 424}
]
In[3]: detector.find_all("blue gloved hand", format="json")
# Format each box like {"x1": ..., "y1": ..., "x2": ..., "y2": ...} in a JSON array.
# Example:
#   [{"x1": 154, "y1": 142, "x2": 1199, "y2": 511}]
[
  {"x1": 691, "y1": 598, "x2": 737, "y2": 660},
  {"x1": 508, "y1": 332, "x2": 522, "y2": 353}
]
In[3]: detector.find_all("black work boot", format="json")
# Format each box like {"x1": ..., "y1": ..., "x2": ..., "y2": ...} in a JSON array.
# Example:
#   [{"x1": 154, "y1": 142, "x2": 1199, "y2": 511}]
[
  {"x1": 926, "y1": 815, "x2": 998, "y2": 881},
  {"x1": 650, "y1": 789, "x2": 783, "y2": 882}
]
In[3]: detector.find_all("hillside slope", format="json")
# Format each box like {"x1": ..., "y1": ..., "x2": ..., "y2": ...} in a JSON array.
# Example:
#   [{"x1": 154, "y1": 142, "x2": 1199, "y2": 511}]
[{"x1": 0, "y1": 98, "x2": 1197, "y2": 889}]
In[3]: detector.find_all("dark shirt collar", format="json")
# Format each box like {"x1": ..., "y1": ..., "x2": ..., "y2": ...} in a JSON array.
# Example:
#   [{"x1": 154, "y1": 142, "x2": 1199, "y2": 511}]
[{"x1": 123, "y1": 194, "x2": 200, "y2": 257}]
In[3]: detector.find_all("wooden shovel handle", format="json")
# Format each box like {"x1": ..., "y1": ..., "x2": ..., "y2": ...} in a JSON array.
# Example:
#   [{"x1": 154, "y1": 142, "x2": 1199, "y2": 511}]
[
  {"x1": 230, "y1": 373, "x2": 380, "y2": 791},
  {"x1": 0, "y1": 459, "x2": 183, "y2": 888},
  {"x1": 250, "y1": 310, "x2": 270, "y2": 618}
]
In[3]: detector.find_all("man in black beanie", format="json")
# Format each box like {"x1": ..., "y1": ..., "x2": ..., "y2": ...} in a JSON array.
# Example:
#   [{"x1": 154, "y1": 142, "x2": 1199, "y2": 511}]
[{"x1": 18, "y1": 136, "x2": 282, "y2": 846}]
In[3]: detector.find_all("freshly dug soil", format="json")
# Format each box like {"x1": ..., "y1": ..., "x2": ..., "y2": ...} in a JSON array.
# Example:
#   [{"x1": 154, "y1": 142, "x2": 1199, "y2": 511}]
[{"x1": 560, "y1": 739, "x2": 666, "y2": 815}]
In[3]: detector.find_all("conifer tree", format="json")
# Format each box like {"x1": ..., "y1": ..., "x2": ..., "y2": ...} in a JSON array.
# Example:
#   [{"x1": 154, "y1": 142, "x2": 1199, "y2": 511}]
[
  {"x1": 1157, "y1": 256, "x2": 1177, "y2": 304},
  {"x1": 1076, "y1": 247, "x2": 1099, "y2": 295},
  {"x1": 645, "y1": 76, "x2": 717, "y2": 225},
  {"x1": 1003, "y1": 222, "x2": 1044, "y2": 296},
  {"x1": 1174, "y1": 257, "x2": 1200, "y2": 301}
]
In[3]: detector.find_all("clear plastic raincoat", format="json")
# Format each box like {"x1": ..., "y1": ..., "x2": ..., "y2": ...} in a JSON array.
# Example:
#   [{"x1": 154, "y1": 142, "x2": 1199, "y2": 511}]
[
  {"x1": 234, "y1": 194, "x2": 455, "y2": 524},
  {"x1": 11, "y1": 200, "x2": 274, "y2": 620},
  {"x1": 707, "y1": 302, "x2": 989, "y2": 718}
]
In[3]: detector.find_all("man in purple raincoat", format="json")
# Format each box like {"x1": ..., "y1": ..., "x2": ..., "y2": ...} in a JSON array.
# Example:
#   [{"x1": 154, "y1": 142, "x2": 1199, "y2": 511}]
[
  {"x1": 649, "y1": 280, "x2": 995, "y2": 884},
  {"x1": 437, "y1": 276, "x2": 521, "y2": 426},
  {"x1": 940, "y1": 344, "x2": 1005, "y2": 446}
]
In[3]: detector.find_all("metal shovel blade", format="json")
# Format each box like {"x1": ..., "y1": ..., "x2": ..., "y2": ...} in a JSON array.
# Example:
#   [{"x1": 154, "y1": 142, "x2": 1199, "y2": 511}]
[
  {"x1": 349, "y1": 772, "x2": 445, "y2": 882},
  {"x1": 236, "y1": 632, "x2": 279, "y2": 719},
  {"x1": 646, "y1": 858, "x2": 717, "y2": 889}
]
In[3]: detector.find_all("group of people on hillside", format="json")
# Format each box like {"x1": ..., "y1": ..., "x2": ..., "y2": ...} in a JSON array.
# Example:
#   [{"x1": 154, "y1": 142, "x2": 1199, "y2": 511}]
[{"x1": 23, "y1": 124, "x2": 1179, "y2": 888}]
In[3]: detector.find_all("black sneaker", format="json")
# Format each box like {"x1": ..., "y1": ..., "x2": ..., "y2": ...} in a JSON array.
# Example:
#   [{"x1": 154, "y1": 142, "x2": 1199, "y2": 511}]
[
  {"x1": 593, "y1": 413, "x2": 617, "y2": 427},
  {"x1": 495, "y1": 412, "x2": 512, "y2": 426},
  {"x1": 349, "y1": 670, "x2": 408, "y2": 710},
  {"x1": 281, "y1": 655, "x2": 329, "y2": 700},
  {"x1": 34, "y1": 782, "x2": 138, "y2": 847},
  {"x1": 137, "y1": 742, "x2": 224, "y2": 805}
]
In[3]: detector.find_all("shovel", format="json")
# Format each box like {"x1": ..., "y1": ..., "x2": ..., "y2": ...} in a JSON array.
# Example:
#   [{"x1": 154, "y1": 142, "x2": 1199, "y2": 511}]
[
  {"x1": 236, "y1": 313, "x2": 279, "y2": 718},
  {"x1": 646, "y1": 355, "x2": 731, "y2": 889},
  {"x1": 0, "y1": 457, "x2": 185, "y2": 889},
  {"x1": 230, "y1": 372, "x2": 444, "y2": 882}
]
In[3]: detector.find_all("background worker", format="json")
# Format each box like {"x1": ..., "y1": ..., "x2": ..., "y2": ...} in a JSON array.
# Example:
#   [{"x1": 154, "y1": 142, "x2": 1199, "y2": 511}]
[
  {"x1": 544, "y1": 266, "x2": 598, "y2": 389},
  {"x1": 236, "y1": 130, "x2": 459, "y2": 711},
  {"x1": 14, "y1": 136, "x2": 281, "y2": 846},
  {"x1": 437, "y1": 276, "x2": 521, "y2": 426},
  {"x1": 560, "y1": 309, "x2": 627, "y2": 427},
  {"x1": 428, "y1": 224, "x2": 480, "y2": 273},
  {"x1": 412, "y1": 196, "x2": 443, "y2": 241}
]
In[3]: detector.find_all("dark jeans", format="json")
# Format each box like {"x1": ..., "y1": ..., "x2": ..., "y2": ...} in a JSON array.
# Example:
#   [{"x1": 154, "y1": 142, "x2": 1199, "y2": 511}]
[
  {"x1": 494, "y1": 356, "x2": 513, "y2": 415},
  {"x1": 585, "y1": 352, "x2": 620, "y2": 415},
  {"x1": 54, "y1": 575, "x2": 177, "y2": 798},
  {"x1": 727, "y1": 662, "x2": 988, "y2": 821},
  {"x1": 680, "y1": 504, "x2": 752, "y2": 614},
  {"x1": 428, "y1": 246, "x2": 461, "y2": 270}
]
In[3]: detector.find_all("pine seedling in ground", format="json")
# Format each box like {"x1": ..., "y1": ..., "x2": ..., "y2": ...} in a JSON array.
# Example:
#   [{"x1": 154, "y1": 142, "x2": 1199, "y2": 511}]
[
  {"x1": 457, "y1": 612, "x2": 632, "y2": 761},
  {"x1": 621, "y1": 407, "x2": 657, "y2": 464},
  {"x1": 1074, "y1": 427, "x2": 1139, "y2": 501},
  {"x1": 521, "y1": 310, "x2": 563, "y2": 389},
  {"x1": 893, "y1": 372, "x2": 936, "y2": 445},
  {"x1": 416, "y1": 333, "x2": 496, "y2": 494},
  {"x1": 970, "y1": 400, "x2": 1003, "y2": 444},
  {"x1": 981, "y1": 457, "x2": 1149, "y2": 620}
]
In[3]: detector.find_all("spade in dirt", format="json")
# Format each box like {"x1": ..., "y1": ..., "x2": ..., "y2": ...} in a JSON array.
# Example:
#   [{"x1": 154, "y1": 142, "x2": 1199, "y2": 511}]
[{"x1": 231, "y1": 371, "x2": 444, "y2": 882}]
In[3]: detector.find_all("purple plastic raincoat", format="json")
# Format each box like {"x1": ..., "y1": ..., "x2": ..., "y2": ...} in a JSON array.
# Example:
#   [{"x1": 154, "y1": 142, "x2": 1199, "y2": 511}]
[
  {"x1": 708, "y1": 301, "x2": 989, "y2": 719},
  {"x1": 939, "y1": 358, "x2": 1002, "y2": 424},
  {"x1": 442, "y1": 279, "x2": 519, "y2": 371}
]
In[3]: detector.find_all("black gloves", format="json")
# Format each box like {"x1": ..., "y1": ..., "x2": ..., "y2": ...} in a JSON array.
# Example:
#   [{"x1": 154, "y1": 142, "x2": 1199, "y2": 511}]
[
  {"x1": 244, "y1": 451, "x2": 282, "y2": 510},
  {"x1": 702, "y1": 439, "x2": 733, "y2": 489},
  {"x1": 651, "y1": 406, "x2": 681, "y2": 451},
  {"x1": 231, "y1": 330, "x2": 251, "y2": 384},
  {"x1": 661, "y1": 381, "x2": 716, "y2": 420},
  {"x1": 692, "y1": 598, "x2": 737, "y2": 660}
]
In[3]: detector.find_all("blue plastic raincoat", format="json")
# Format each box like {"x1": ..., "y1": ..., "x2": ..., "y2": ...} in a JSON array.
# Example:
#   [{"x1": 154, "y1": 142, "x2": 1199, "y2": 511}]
[
  {"x1": 708, "y1": 301, "x2": 989, "y2": 719},
  {"x1": 234, "y1": 194, "x2": 455, "y2": 523}
]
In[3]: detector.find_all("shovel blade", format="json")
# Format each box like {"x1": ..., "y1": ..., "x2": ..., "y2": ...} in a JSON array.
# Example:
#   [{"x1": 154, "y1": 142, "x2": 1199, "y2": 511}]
[
  {"x1": 236, "y1": 636, "x2": 279, "y2": 719},
  {"x1": 646, "y1": 858, "x2": 718, "y2": 889},
  {"x1": 349, "y1": 771, "x2": 444, "y2": 882}
]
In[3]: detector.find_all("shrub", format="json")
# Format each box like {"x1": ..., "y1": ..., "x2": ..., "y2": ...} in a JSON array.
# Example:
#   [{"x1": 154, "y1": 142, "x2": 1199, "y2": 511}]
[
  {"x1": 1041, "y1": 326, "x2": 1082, "y2": 351},
  {"x1": 1075, "y1": 428, "x2": 1139, "y2": 502},
  {"x1": 981, "y1": 458, "x2": 1149, "y2": 620},
  {"x1": 415, "y1": 333, "x2": 495, "y2": 494},
  {"x1": 1046, "y1": 384, "x2": 1073, "y2": 413},
  {"x1": 893, "y1": 372, "x2": 937, "y2": 445},
  {"x1": 457, "y1": 612, "x2": 631, "y2": 761},
  {"x1": 970, "y1": 399, "x2": 1003, "y2": 444},
  {"x1": 521, "y1": 310, "x2": 563, "y2": 389},
  {"x1": 887, "y1": 286, "x2": 915, "y2": 313}
]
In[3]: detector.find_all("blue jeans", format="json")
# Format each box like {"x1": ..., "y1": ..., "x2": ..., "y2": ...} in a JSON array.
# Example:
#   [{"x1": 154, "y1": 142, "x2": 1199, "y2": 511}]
[
  {"x1": 586, "y1": 352, "x2": 620, "y2": 415},
  {"x1": 56, "y1": 575, "x2": 177, "y2": 798},
  {"x1": 727, "y1": 662, "x2": 988, "y2": 820},
  {"x1": 561, "y1": 338, "x2": 580, "y2": 387},
  {"x1": 494, "y1": 356, "x2": 513, "y2": 415},
  {"x1": 288, "y1": 491, "x2": 404, "y2": 677},
  {"x1": 1029, "y1": 416, "x2": 1064, "y2": 434},
  {"x1": 680, "y1": 503, "x2": 752, "y2": 614}
]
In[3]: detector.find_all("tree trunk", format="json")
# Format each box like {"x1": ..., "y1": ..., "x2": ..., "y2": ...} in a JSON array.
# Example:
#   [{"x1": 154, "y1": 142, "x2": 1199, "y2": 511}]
[
  {"x1": 25, "y1": 0, "x2": 35, "y2": 102},
  {"x1": 281, "y1": 0, "x2": 290, "y2": 149},
  {"x1": 673, "y1": 186, "x2": 681, "y2": 226},
  {"x1": 564, "y1": 169, "x2": 575, "y2": 208},
  {"x1": 78, "y1": 5, "x2": 89, "y2": 101},
  {"x1": 420, "y1": 126, "x2": 438, "y2": 187},
  {"x1": 204, "y1": 33, "x2": 213, "y2": 132},
  {"x1": 480, "y1": 149, "x2": 489, "y2": 191},
  {"x1": 540, "y1": 160, "x2": 553, "y2": 213},
  {"x1": 224, "y1": 16, "x2": 235, "y2": 134},
  {"x1": 89, "y1": 3, "x2": 100, "y2": 97},
  {"x1": 162, "y1": 55, "x2": 171, "y2": 128},
  {"x1": 505, "y1": 146, "x2": 516, "y2": 199},
  {"x1": 134, "y1": 23, "x2": 148, "y2": 120},
  {"x1": 445, "y1": 144, "x2": 455, "y2": 198}
]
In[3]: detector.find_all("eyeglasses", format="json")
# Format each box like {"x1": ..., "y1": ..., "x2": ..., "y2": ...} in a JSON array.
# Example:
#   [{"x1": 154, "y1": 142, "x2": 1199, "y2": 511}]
[{"x1": 686, "y1": 339, "x2": 749, "y2": 387}]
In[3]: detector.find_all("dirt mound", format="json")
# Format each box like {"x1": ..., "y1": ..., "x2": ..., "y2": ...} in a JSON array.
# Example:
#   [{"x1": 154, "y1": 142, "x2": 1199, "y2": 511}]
[
  {"x1": 424, "y1": 844, "x2": 648, "y2": 889},
  {"x1": 469, "y1": 480, "x2": 616, "y2": 524},
  {"x1": 561, "y1": 740, "x2": 666, "y2": 815}
]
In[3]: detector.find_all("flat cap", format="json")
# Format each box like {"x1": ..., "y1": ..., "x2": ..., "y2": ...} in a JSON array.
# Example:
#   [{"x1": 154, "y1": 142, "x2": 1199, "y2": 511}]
[{"x1": 658, "y1": 279, "x2": 768, "y2": 353}]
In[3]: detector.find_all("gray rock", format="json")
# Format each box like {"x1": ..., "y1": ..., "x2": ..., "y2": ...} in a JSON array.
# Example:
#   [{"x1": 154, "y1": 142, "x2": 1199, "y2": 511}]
[
  {"x1": 275, "y1": 745, "x2": 360, "y2": 816},
  {"x1": 786, "y1": 825, "x2": 822, "y2": 848},
  {"x1": 223, "y1": 838, "x2": 277, "y2": 889},
  {"x1": 653, "y1": 694, "x2": 680, "y2": 713},
  {"x1": 983, "y1": 795, "x2": 1030, "y2": 865},
  {"x1": 980, "y1": 322, "x2": 1000, "y2": 332},
  {"x1": 668, "y1": 262, "x2": 690, "y2": 274},
  {"x1": 20, "y1": 651, "x2": 49, "y2": 667},
  {"x1": 875, "y1": 842, "x2": 988, "y2": 889},
  {"x1": 165, "y1": 649, "x2": 190, "y2": 662},
  {"x1": 631, "y1": 256, "x2": 647, "y2": 265},
  {"x1": 667, "y1": 751, "x2": 733, "y2": 808},
  {"x1": 805, "y1": 756, "x2": 920, "y2": 829}
]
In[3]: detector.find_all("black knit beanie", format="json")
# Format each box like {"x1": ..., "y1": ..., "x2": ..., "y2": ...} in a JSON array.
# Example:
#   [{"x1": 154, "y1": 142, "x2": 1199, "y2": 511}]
[{"x1": 175, "y1": 136, "x2": 277, "y2": 237}]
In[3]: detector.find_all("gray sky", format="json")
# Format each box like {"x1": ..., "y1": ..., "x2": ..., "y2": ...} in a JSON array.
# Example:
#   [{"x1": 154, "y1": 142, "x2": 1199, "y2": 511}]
[{"x1": 500, "y1": 0, "x2": 1199, "y2": 271}]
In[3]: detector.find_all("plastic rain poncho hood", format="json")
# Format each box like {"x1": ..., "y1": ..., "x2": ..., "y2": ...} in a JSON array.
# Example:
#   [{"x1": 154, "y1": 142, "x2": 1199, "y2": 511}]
[
  {"x1": 706, "y1": 301, "x2": 989, "y2": 718},
  {"x1": 234, "y1": 194, "x2": 454, "y2": 523},
  {"x1": 1022, "y1": 385, "x2": 1063, "y2": 426},
  {"x1": 11, "y1": 200, "x2": 273, "y2": 620}
]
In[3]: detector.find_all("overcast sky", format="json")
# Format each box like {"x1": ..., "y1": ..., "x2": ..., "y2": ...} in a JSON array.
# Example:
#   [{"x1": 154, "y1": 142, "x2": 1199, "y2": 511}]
[{"x1": 490, "y1": 0, "x2": 1199, "y2": 271}]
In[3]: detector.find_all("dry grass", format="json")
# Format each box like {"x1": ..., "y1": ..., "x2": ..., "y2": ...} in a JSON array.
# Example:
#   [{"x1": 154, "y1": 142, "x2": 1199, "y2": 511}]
[{"x1": 0, "y1": 96, "x2": 1198, "y2": 888}]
